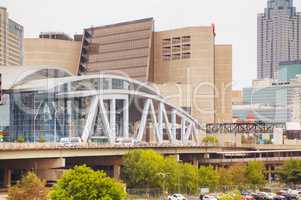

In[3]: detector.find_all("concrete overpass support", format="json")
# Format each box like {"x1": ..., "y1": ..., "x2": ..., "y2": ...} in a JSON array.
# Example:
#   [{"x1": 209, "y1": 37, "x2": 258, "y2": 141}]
[
  {"x1": 113, "y1": 165, "x2": 121, "y2": 180},
  {"x1": 193, "y1": 158, "x2": 199, "y2": 168},
  {"x1": 3, "y1": 168, "x2": 11, "y2": 188}
]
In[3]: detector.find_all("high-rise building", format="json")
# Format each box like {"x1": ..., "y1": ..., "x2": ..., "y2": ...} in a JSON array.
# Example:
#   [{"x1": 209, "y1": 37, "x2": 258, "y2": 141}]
[
  {"x1": 78, "y1": 19, "x2": 232, "y2": 123},
  {"x1": 257, "y1": 0, "x2": 301, "y2": 80},
  {"x1": 0, "y1": 7, "x2": 23, "y2": 66}
]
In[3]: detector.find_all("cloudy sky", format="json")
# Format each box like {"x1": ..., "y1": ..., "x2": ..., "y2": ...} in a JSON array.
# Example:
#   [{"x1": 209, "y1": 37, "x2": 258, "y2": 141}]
[{"x1": 1, "y1": 0, "x2": 301, "y2": 89}]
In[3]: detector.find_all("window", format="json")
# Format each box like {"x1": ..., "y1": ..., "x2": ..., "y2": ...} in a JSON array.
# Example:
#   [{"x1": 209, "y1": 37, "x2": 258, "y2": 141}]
[
  {"x1": 162, "y1": 38, "x2": 171, "y2": 46},
  {"x1": 172, "y1": 37, "x2": 181, "y2": 44},
  {"x1": 182, "y1": 52, "x2": 191, "y2": 59},
  {"x1": 182, "y1": 44, "x2": 191, "y2": 51},
  {"x1": 172, "y1": 45, "x2": 181, "y2": 53},
  {"x1": 172, "y1": 54, "x2": 181, "y2": 60},
  {"x1": 182, "y1": 36, "x2": 191, "y2": 43},
  {"x1": 163, "y1": 55, "x2": 171, "y2": 61}
]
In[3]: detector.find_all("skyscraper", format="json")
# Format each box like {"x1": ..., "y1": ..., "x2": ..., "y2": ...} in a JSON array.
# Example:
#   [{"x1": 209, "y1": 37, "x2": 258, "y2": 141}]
[
  {"x1": 257, "y1": 0, "x2": 301, "y2": 80},
  {"x1": 0, "y1": 7, "x2": 24, "y2": 66}
]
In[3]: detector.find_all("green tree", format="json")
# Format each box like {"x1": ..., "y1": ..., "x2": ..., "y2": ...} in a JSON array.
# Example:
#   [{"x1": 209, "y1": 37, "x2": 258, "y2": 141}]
[
  {"x1": 245, "y1": 161, "x2": 266, "y2": 189},
  {"x1": 202, "y1": 136, "x2": 219, "y2": 145},
  {"x1": 50, "y1": 165, "x2": 126, "y2": 200},
  {"x1": 179, "y1": 163, "x2": 198, "y2": 195},
  {"x1": 198, "y1": 166, "x2": 219, "y2": 191},
  {"x1": 279, "y1": 159, "x2": 301, "y2": 185},
  {"x1": 162, "y1": 156, "x2": 181, "y2": 193},
  {"x1": 7, "y1": 172, "x2": 48, "y2": 200},
  {"x1": 227, "y1": 164, "x2": 247, "y2": 188},
  {"x1": 123, "y1": 150, "x2": 165, "y2": 189},
  {"x1": 218, "y1": 167, "x2": 232, "y2": 189}
]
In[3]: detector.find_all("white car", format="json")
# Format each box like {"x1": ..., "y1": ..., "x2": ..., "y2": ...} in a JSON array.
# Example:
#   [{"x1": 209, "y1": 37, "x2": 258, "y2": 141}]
[
  {"x1": 168, "y1": 194, "x2": 187, "y2": 200},
  {"x1": 202, "y1": 195, "x2": 217, "y2": 200},
  {"x1": 59, "y1": 137, "x2": 82, "y2": 147}
]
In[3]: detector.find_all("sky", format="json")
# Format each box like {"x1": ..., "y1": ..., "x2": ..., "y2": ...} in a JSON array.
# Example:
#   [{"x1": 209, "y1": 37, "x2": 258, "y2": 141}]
[{"x1": 1, "y1": 0, "x2": 301, "y2": 90}]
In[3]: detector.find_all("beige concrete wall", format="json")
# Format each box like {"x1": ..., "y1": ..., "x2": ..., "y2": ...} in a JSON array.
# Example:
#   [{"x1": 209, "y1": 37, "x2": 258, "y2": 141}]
[
  {"x1": 23, "y1": 38, "x2": 81, "y2": 75},
  {"x1": 214, "y1": 45, "x2": 232, "y2": 122},
  {"x1": 232, "y1": 90, "x2": 243, "y2": 105},
  {"x1": 154, "y1": 27, "x2": 215, "y2": 123}
]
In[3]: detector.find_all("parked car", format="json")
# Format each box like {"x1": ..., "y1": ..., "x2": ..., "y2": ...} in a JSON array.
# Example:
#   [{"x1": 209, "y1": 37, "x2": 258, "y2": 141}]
[
  {"x1": 168, "y1": 194, "x2": 187, "y2": 200},
  {"x1": 273, "y1": 195, "x2": 286, "y2": 200},
  {"x1": 200, "y1": 195, "x2": 217, "y2": 200},
  {"x1": 59, "y1": 137, "x2": 82, "y2": 147}
]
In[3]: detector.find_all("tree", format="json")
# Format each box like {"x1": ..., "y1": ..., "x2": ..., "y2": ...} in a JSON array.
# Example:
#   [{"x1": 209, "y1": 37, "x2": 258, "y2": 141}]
[
  {"x1": 50, "y1": 165, "x2": 126, "y2": 200},
  {"x1": 279, "y1": 159, "x2": 301, "y2": 185},
  {"x1": 226, "y1": 164, "x2": 247, "y2": 188},
  {"x1": 198, "y1": 166, "x2": 219, "y2": 191},
  {"x1": 7, "y1": 172, "x2": 48, "y2": 200},
  {"x1": 218, "y1": 167, "x2": 233, "y2": 189},
  {"x1": 202, "y1": 136, "x2": 219, "y2": 145},
  {"x1": 123, "y1": 150, "x2": 165, "y2": 189},
  {"x1": 162, "y1": 156, "x2": 181, "y2": 193},
  {"x1": 179, "y1": 163, "x2": 199, "y2": 195},
  {"x1": 245, "y1": 161, "x2": 266, "y2": 189}
]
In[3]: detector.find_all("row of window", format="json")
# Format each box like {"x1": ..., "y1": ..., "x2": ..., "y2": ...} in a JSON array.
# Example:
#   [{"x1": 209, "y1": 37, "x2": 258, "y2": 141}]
[
  {"x1": 163, "y1": 52, "x2": 191, "y2": 61},
  {"x1": 162, "y1": 36, "x2": 191, "y2": 45}
]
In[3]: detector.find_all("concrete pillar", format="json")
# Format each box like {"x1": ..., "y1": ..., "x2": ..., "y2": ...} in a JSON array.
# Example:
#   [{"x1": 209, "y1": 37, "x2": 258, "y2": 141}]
[
  {"x1": 193, "y1": 157, "x2": 199, "y2": 168},
  {"x1": 123, "y1": 98, "x2": 129, "y2": 138},
  {"x1": 3, "y1": 168, "x2": 11, "y2": 188},
  {"x1": 110, "y1": 99, "x2": 116, "y2": 141},
  {"x1": 113, "y1": 165, "x2": 121, "y2": 180}
]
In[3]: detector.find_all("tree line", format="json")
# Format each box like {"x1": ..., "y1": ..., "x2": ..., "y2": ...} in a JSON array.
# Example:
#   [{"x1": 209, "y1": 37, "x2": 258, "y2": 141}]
[
  {"x1": 123, "y1": 150, "x2": 266, "y2": 194},
  {"x1": 6, "y1": 149, "x2": 301, "y2": 199}
]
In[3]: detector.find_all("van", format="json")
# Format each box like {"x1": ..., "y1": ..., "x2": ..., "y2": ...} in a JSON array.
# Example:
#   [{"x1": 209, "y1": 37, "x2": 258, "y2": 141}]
[{"x1": 59, "y1": 137, "x2": 82, "y2": 147}]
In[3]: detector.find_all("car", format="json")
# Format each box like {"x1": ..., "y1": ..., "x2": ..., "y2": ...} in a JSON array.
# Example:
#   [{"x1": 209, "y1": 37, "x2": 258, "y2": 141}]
[
  {"x1": 59, "y1": 137, "x2": 82, "y2": 147},
  {"x1": 168, "y1": 193, "x2": 187, "y2": 200},
  {"x1": 273, "y1": 195, "x2": 286, "y2": 200},
  {"x1": 200, "y1": 195, "x2": 217, "y2": 200}
]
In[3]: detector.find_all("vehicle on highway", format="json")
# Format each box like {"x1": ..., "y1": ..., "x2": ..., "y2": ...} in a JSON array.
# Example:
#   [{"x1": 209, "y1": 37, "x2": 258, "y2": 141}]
[
  {"x1": 168, "y1": 193, "x2": 187, "y2": 200},
  {"x1": 59, "y1": 137, "x2": 82, "y2": 147}
]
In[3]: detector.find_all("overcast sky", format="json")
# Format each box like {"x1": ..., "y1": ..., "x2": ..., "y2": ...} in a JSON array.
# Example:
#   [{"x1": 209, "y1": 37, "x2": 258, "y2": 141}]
[{"x1": 1, "y1": 0, "x2": 301, "y2": 90}]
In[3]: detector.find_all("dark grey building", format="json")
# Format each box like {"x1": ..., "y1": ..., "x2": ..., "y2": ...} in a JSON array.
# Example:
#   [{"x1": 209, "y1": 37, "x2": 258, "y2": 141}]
[{"x1": 257, "y1": 0, "x2": 301, "y2": 80}]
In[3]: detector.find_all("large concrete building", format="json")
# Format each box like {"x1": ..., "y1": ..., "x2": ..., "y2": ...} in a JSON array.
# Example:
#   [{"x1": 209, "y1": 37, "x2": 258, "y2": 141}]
[
  {"x1": 23, "y1": 33, "x2": 82, "y2": 75},
  {"x1": 78, "y1": 18, "x2": 232, "y2": 123},
  {"x1": 79, "y1": 18, "x2": 154, "y2": 81},
  {"x1": 0, "y1": 7, "x2": 24, "y2": 66},
  {"x1": 257, "y1": 0, "x2": 301, "y2": 80}
]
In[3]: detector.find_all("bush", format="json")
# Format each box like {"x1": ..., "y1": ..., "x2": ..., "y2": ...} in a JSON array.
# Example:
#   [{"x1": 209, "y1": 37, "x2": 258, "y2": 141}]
[
  {"x1": 16, "y1": 135, "x2": 25, "y2": 143},
  {"x1": 50, "y1": 165, "x2": 126, "y2": 200},
  {"x1": 7, "y1": 172, "x2": 48, "y2": 200},
  {"x1": 202, "y1": 135, "x2": 219, "y2": 145}
]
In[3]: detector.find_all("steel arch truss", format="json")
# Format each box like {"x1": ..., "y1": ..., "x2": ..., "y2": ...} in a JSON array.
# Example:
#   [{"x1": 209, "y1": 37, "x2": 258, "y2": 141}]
[{"x1": 77, "y1": 94, "x2": 200, "y2": 145}]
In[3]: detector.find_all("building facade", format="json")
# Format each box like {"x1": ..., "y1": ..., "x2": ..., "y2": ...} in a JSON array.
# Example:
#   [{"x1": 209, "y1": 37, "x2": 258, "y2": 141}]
[
  {"x1": 79, "y1": 18, "x2": 154, "y2": 81},
  {"x1": 0, "y1": 7, "x2": 23, "y2": 66},
  {"x1": 23, "y1": 34, "x2": 82, "y2": 75},
  {"x1": 257, "y1": 0, "x2": 301, "y2": 80},
  {"x1": 78, "y1": 19, "x2": 232, "y2": 124}
]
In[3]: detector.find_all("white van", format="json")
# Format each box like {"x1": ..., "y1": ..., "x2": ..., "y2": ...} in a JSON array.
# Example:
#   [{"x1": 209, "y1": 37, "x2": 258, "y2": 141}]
[{"x1": 59, "y1": 137, "x2": 82, "y2": 147}]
